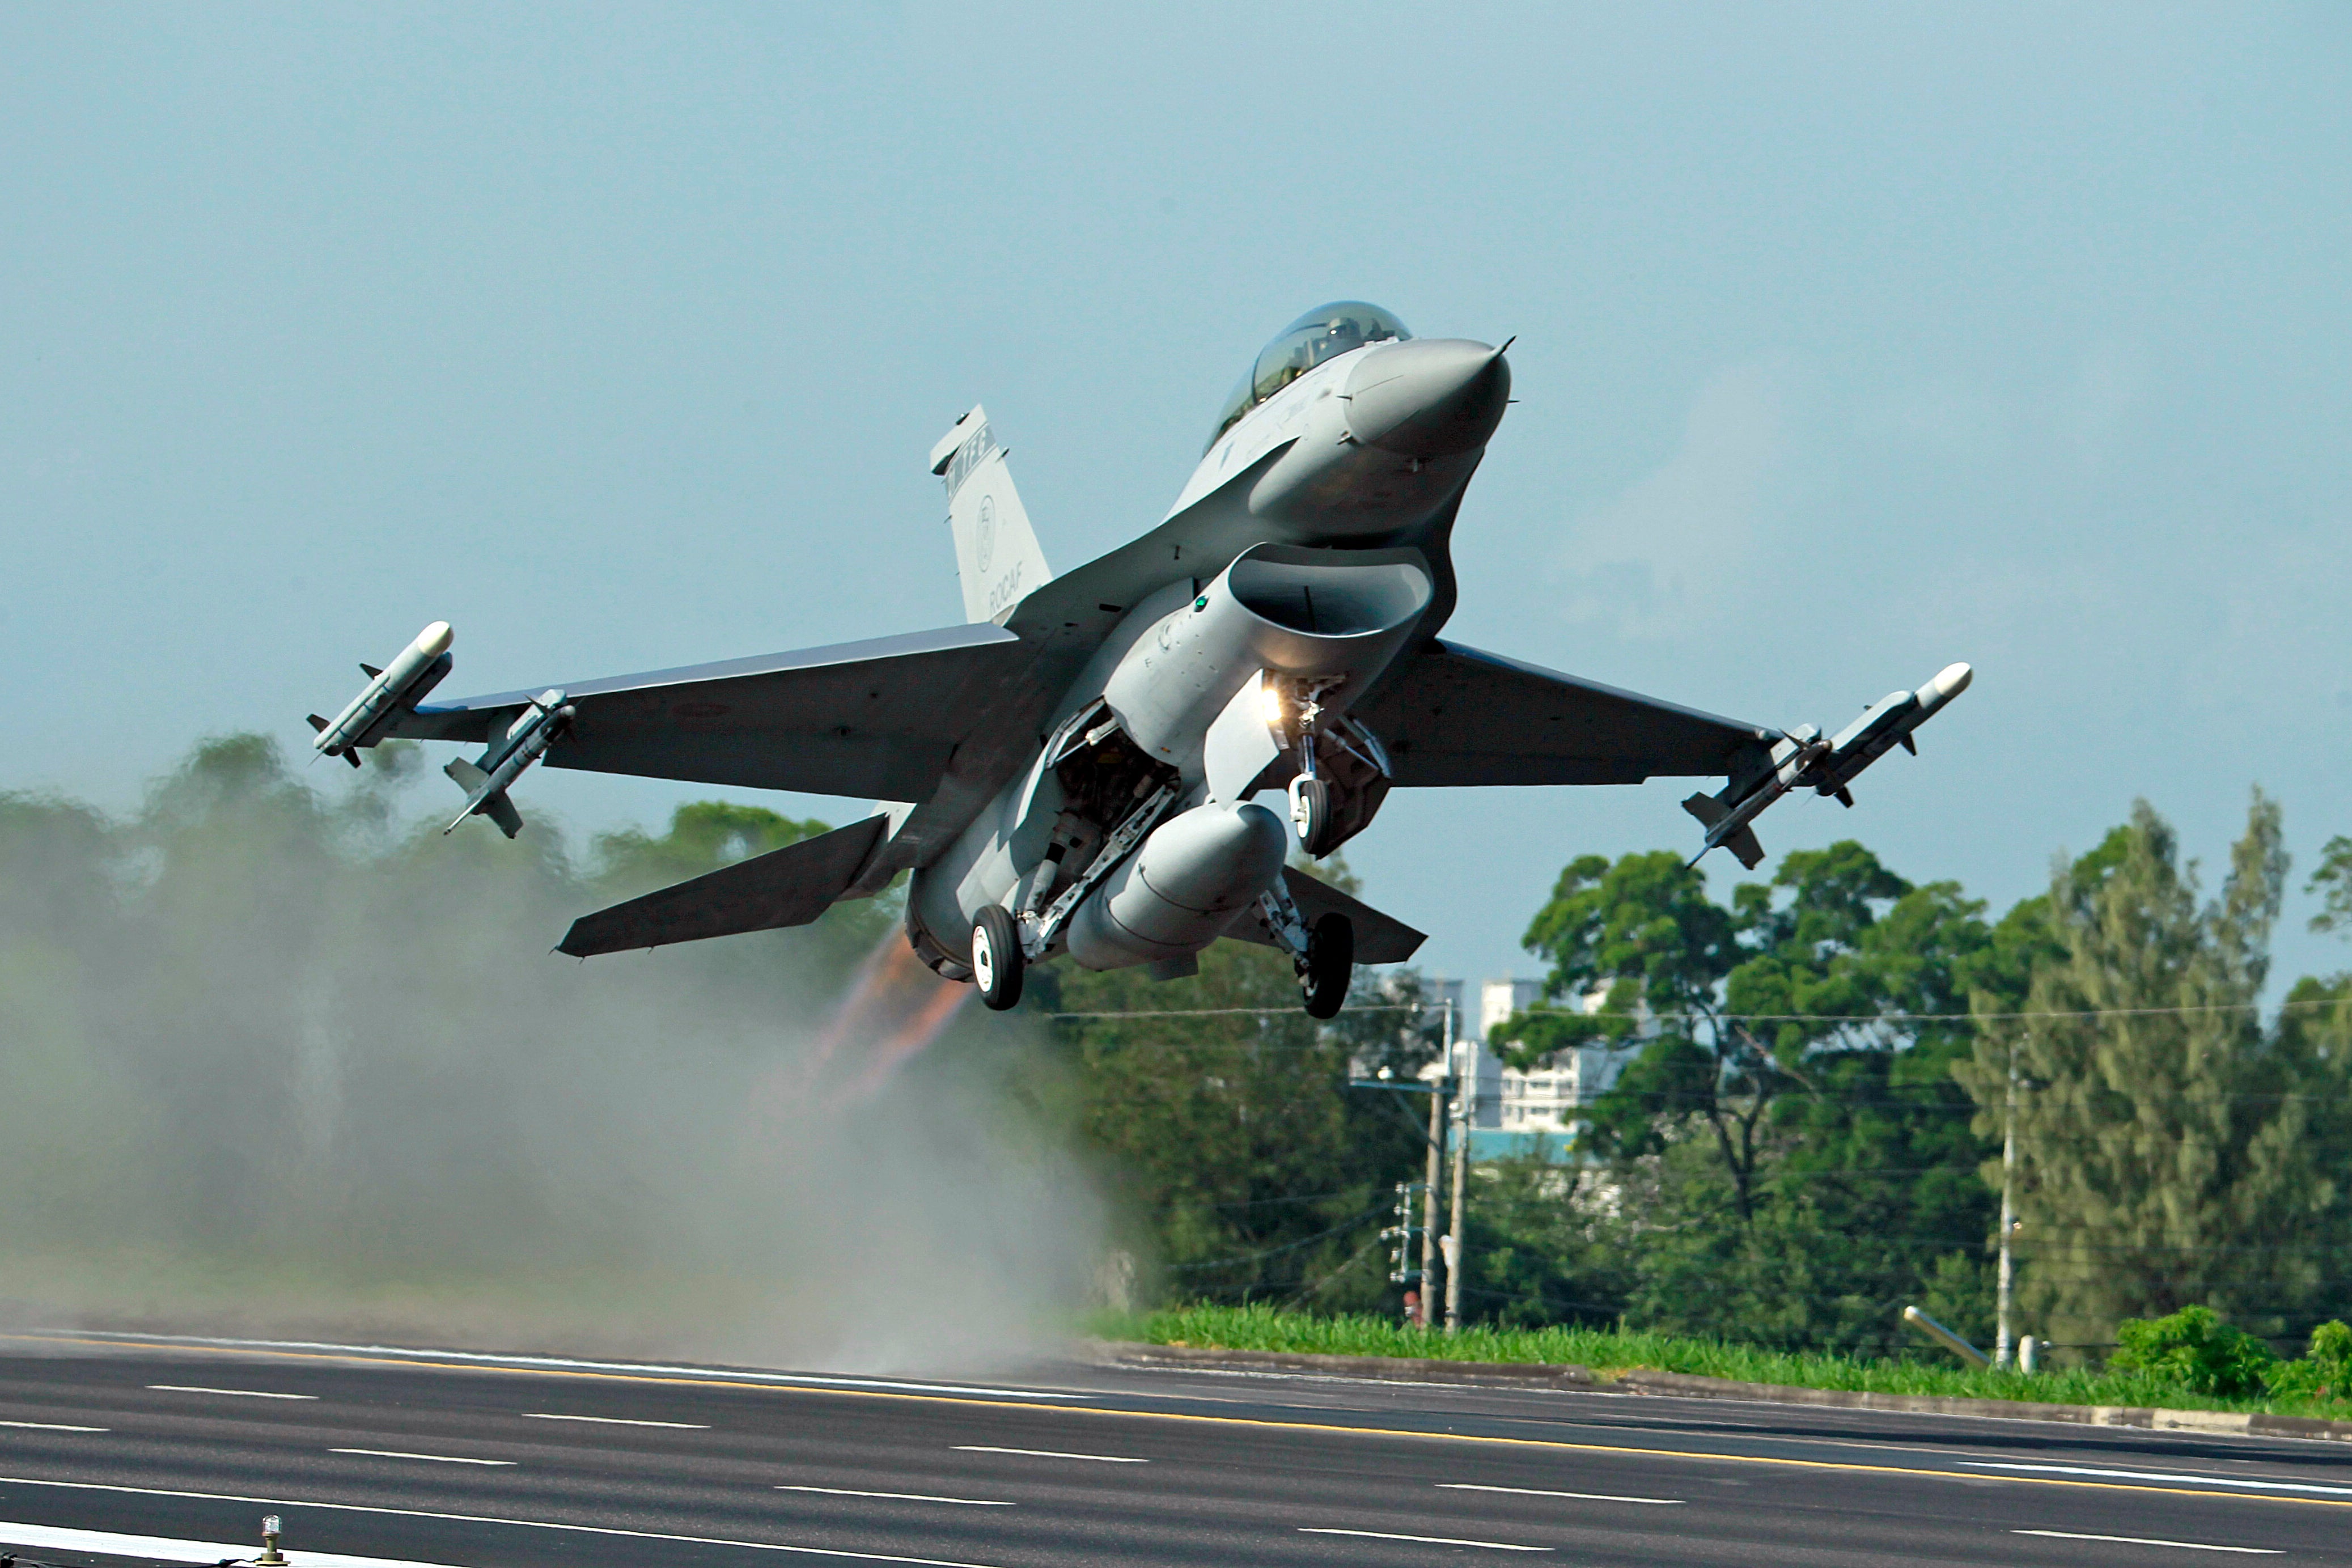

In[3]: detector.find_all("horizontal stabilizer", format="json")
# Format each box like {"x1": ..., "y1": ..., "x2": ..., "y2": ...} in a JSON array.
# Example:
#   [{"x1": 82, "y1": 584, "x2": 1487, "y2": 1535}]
[
  {"x1": 557, "y1": 813, "x2": 888, "y2": 957},
  {"x1": 1228, "y1": 866, "x2": 1426, "y2": 965}
]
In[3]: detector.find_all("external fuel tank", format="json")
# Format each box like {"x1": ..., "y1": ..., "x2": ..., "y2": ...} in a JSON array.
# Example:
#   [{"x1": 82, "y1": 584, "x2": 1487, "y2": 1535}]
[{"x1": 1065, "y1": 800, "x2": 1290, "y2": 969}]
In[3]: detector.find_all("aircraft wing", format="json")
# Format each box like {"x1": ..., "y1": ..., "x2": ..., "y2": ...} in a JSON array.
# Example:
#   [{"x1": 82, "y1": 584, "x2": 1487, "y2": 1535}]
[
  {"x1": 384, "y1": 624, "x2": 1036, "y2": 802},
  {"x1": 1352, "y1": 639, "x2": 1777, "y2": 788}
]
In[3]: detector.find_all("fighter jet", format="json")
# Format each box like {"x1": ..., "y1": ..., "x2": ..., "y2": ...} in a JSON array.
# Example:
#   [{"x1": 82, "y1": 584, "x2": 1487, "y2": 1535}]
[{"x1": 307, "y1": 302, "x2": 1970, "y2": 1018}]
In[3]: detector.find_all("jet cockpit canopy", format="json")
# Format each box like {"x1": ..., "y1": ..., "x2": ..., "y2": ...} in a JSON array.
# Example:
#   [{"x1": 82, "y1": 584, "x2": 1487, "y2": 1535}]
[{"x1": 1207, "y1": 302, "x2": 1412, "y2": 451}]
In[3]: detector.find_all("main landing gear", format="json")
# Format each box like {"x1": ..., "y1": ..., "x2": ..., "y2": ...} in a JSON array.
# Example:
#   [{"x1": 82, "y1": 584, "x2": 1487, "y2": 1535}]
[
  {"x1": 972, "y1": 906, "x2": 1024, "y2": 1011},
  {"x1": 1300, "y1": 910, "x2": 1353, "y2": 1020}
]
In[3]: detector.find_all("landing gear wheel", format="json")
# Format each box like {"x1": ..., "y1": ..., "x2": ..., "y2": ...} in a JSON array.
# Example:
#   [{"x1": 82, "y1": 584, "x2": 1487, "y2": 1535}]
[
  {"x1": 972, "y1": 905, "x2": 1025, "y2": 1011},
  {"x1": 1300, "y1": 911, "x2": 1353, "y2": 1020},
  {"x1": 1289, "y1": 774, "x2": 1333, "y2": 856}
]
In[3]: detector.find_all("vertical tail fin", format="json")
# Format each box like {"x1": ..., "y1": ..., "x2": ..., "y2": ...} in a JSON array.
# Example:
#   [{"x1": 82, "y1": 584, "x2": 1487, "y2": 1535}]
[{"x1": 930, "y1": 405, "x2": 1052, "y2": 625}]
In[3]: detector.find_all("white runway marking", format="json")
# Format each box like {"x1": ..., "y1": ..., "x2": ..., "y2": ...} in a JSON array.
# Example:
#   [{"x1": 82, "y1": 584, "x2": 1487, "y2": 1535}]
[
  {"x1": 779, "y1": 1485, "x2": 1013, "y2": 1506},
  {"x1": 0, "y1": 1520, "x2": 467, "y2": 1568},
  {"x1": 0, "y1": 1474, "x2": 1007, "y2": 1567},
  {"x1": 1968, "y1": 1461, "x2": 2352, "y2": 1497},
  {"x1": 952, "y1": 1444, "x2": 1146, "y2": 1463},
  {"x1": 1439, "y1": 1482, "x2": 1683, "y2": 1504},
  {"x1": 329, "y1": 1447, "x2": 514, "y2": 1466},
  {"x1": 1300, "y1": 1527, "x2": 1549, "y2": 1551},
  {"x1": 2014, "y1": 1529, "x2": 2281, "y2": 1554},
  {"x1": 0, "y1": 1421, "x2": 107, "y2": 1432},
  {"x1": 149, "y1": 1384, "x2": 318, "y2": 1400},
  {"x1": 522, "y1": 1412, "x2": 708, "y2": 1429},
  {"x1": 45, "y1": 1329, "x2": 1081, "y2": 1402}
]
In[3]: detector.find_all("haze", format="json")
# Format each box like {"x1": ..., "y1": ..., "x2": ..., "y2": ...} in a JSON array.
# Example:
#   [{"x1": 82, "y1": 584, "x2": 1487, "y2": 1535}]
[{"x1": 5, "y1": 4, "x2": 2347, "y2": 986}]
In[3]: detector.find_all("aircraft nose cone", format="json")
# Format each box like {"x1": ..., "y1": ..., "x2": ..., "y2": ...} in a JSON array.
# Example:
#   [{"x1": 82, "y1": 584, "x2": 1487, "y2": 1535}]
[{"x1": 1344, "y1": 338, "x2": 1511, "y2": 459}]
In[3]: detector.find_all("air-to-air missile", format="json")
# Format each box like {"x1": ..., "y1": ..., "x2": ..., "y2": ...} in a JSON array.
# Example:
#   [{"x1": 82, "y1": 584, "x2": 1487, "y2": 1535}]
[
  {"x1": 1683, "y1": 662, "x2": 1973, "y2": 870},
  {"x1": 443, "y1": 688, "x2": 573, "y2": 839},
  {"x1": 307, "y1": 622, "x2": 455, "y2": 767}
]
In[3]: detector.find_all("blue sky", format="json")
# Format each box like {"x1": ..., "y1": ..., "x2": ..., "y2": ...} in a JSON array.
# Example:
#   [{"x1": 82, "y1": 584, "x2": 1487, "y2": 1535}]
[{"x1": 5, "y1": 4, "x2": 2348, "y2": 989}]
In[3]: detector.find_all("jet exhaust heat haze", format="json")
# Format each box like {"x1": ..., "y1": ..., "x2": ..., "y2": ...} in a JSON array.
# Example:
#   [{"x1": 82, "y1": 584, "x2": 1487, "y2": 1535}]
[{"x1": 306, "y1": 302, "x2": 1971, "y2": 1016}]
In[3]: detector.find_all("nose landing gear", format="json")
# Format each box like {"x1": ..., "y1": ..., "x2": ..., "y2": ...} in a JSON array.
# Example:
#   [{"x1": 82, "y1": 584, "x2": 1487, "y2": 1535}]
[{"x1": 1287, "y1": 774, "x2": 1332, "y2": 856}]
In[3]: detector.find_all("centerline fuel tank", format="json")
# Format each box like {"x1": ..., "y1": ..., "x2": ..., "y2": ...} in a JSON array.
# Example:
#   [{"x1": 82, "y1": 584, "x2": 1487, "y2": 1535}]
[
  {"x1": 1100, "y1": 542, "x2": 1433, "y2": 784},
  {"x1": 1065, "y1": 799, "x2": 1290, "y2": 970}
]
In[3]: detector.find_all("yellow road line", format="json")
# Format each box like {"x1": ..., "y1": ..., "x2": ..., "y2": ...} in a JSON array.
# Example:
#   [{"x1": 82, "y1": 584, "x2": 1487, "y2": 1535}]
[{"x1": 7, "y1": 1332, "x2": 2345, "y2": 1511}]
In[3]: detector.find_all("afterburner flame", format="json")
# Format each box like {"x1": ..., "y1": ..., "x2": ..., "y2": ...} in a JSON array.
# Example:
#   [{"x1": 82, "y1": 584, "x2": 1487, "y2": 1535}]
[{"x1": 803, "y1": 932, "x2": 973, "y2": 1109}]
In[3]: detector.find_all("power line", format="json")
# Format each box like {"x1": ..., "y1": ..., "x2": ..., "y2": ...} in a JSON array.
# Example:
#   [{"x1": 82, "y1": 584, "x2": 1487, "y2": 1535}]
[
  {"x1": 1053, "y1": 1011, "x2": 1420, "y2": 1025},
  {"x1": 1164, "y1": 1204, "x2": 1391, "y2": 1273},
  {"x1": 1049, "y1": 998, "x2": 2350, "y2": 1024}
]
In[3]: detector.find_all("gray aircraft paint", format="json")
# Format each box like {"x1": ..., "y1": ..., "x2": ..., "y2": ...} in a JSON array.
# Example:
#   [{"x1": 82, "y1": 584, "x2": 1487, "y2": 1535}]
[
  {"x1": 934, "y1": 405, "x2": 1054, "y2": 628},
  {"x1": 313, "y1": 306, "x2": 1967, "y2": 1007}
]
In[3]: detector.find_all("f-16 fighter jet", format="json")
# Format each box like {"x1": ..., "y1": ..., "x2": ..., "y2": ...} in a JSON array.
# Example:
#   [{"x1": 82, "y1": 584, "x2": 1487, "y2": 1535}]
[{"x1": 307, "y1": 302, "x2": 1970, "y2": 1018}]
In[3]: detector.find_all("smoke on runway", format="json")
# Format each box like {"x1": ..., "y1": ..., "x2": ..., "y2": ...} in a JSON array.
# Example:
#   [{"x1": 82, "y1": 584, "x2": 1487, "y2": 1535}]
[{"x1": 0, "y1": 735, "x2": 1104, "y2": 1372}]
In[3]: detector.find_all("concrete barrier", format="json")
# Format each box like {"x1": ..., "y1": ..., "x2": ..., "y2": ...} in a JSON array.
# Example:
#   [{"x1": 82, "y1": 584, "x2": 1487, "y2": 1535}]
[{"x1": 1099, "y1": 1341, "x2": 2352, "y2": 1443}]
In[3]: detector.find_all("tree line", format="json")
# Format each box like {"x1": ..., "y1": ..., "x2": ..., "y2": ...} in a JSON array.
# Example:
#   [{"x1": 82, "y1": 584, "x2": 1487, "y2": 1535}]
[
  {"x1": 1060, "y1": 791, "x2": 2352, "y2": 1362},
  {"x1": 6, "y1": 733, "x2": 2347, "y2": 1364}
]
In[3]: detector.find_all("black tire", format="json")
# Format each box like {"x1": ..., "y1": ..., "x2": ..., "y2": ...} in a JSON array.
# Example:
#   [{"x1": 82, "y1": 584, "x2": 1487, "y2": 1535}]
[
  {"x1": 1300, "y1": 911, "x2": 1353, "y2": 1019},
  {"x1": 972, "y1": 905, "x2": 1024, "y2": 1011},
  {"x1": 1290, "y1": 775, "x2": 1332, "y2": 856}
]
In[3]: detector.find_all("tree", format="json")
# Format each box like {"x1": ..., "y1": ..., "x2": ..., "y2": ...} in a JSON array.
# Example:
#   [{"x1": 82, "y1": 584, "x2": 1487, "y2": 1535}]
[
  {"x1": 1956, "y1": 793, "x2": 2334, "y2": 1346},
  {"x1": 592, "y1": 801, "x2": 834, "y2": 894},
  {"x1": 1457, "y1": 1147, "x2": 1630, "y2": 1328},
  {"x1": 1510, "y1": 850, "x2": 1768, "y2": 1209},
  {"x1": 2305, "y1": 834, "x2": 2352, "y2": 937},
  {"x1": 1044, "y1": 887, "x2": 1440, "y2": 1312},
  {"x1": 1501, "y1": 840, "x2": 2001, "y2": 1353}
]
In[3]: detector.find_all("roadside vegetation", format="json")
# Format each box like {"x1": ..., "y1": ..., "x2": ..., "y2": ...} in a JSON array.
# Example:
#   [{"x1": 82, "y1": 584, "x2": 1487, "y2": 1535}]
[
  {"x1": 1101, "y1": 1303, "x2": 2352, "y2": 1420},
  {"x1": 1053, "y1": 794, "x2": 2352, "y2": 1399}
]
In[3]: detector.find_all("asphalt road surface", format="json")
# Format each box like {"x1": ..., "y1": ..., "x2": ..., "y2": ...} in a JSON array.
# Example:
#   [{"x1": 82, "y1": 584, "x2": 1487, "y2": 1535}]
[{"x1": 2, "y1": 1330, "x2": 2349, "y2": 1566}]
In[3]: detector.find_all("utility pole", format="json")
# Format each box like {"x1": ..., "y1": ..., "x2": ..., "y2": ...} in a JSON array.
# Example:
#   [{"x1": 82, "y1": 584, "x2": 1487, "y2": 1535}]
[
  {"x1": 1354, "y1": 987, "x2": 1458, "y2": 1335},
  {"x1": 1419, "y1": 1073, "x2": 1444, "y2": 1328},
  {"x1": 1995, "y1": 1038, "x2": 2019, "y2": 1368},
  {"x1": 1444, "y1": 995, "x2": 1469, "y2": 1333}
]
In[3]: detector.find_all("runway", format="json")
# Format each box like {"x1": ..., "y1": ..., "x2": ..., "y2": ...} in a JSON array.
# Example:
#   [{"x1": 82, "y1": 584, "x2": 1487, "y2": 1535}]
[{"x1": 2, "y1": 1330, "x2": 2349, "y2": 1566}]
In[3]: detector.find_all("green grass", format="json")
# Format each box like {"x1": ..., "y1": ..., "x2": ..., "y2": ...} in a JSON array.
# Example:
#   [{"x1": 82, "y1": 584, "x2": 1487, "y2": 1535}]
[{"x1": 1099, "y1": 1303, "x2": 2352, "y2": 1421}]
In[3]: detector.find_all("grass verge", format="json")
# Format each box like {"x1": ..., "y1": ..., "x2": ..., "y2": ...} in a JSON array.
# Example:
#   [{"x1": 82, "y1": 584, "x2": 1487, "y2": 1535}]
[{"x1": 1099, "y1": 1303, "x2": 2352, "y2": 1421}]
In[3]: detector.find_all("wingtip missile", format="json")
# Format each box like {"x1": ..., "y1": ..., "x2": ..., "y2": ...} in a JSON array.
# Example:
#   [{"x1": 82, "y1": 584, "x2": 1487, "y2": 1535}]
[
  {"x1": 311, "y1": 621, "x2": 456, "y2": 761},
  {"x1": 1684, "y1": 662, "x2": 1972, "y2": 868},
  {"x1": 1809, "y1": 660, "x2": 1973, "y2": 799}
]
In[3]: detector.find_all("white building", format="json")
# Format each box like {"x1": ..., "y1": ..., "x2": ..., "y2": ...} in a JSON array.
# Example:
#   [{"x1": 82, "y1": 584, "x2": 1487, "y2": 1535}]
[{"x1": 1413, "y1": 978, "x2": 1651, "y2": 1160}]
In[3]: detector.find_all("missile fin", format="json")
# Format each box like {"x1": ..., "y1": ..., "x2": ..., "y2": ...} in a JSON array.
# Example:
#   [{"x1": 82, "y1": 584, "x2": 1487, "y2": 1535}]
[
  {"x1": 482, "y1": 791, "x2": 526, "y2": 838},
  {"x1": 1834, "y1": 787, "x2": 1854, "y2": 808},
  {"x1": 306, "y1": 714, "x2": 329, "y2": 733},
  {"x1": 1900, "y1": 733, "x2": 1917, "y2": 756},
  {"x1": 1681, "y1": 791, "x2": 1730, "y2": 829},
  {"x1": 343, "y1": 750, "x2": 363, "y2": 769},
  {"x1": 360, "y1": 663, "x2": 383, "y2": 678},
  {"x1": 1725, "y1": 825, "x2": 1765, "y2": 870}
]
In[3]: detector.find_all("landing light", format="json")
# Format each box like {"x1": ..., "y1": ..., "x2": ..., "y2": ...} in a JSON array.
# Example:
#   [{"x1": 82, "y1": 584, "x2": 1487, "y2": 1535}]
[{"x1": 1260, "y1": 677, "x2": 1287, "y2": 728}]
